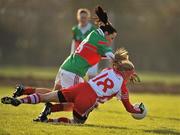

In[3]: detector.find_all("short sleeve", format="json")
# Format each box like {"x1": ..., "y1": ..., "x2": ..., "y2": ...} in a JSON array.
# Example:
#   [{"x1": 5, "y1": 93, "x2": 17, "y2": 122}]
[
  {"x1": 91, "y1": 25, "x2": 97, "y2": 31},
  {"x1": 98, "y1": 45, "x2": 113, "y2": 56}
]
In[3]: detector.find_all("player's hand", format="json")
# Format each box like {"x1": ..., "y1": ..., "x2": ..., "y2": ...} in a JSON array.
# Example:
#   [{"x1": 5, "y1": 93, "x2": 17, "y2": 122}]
[
  {"x1": 130, "y1": 73, "x2": 140, "y2": 83},
  {"x1": 139, "y1": 103, "x2": 145, "y2": 113}
]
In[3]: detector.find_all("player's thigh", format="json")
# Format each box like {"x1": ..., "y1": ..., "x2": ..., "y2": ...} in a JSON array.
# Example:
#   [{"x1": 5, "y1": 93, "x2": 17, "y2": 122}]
[
  {"x1": 73, "y1": 101, "x2": 96, "y2": 124},
  {"x1": 54, "y1": 69, "x2": 62, "y2": 89},
  {"x1": 60, "y1": 83, "x2": 85, "y2": 102},
  {"x1": 73, "y1": 95, "x2": 97, "y2": 123},
  {"x1": 35, "y1": 88, "x2": 52, "y2": 94},
  {"x1": 53, "y1": 84, "x2": 62, "y2": 91},
  {"x1": 60, "y1": 70, "x2": 84, "y2": 88}
]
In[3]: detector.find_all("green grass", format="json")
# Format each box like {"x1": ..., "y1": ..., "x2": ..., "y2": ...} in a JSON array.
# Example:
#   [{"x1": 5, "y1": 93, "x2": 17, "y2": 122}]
[
  {"x1": 0, "y1": 66, "x2": 58, "y2": 79},
  {"x1": 0, "y1": 87, "x2": 180, "y2": 135},
  {"x1": 139, "y1": 72, "x2": 180, "y2": 85},
  {"x1": 1, "y1": 66, "x2": 180, "y2": 84}
]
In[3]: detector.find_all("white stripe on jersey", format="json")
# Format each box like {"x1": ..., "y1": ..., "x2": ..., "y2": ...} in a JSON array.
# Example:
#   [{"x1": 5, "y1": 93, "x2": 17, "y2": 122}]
[{"x1": 88, "y1": 68, "x2": 124, "y2": 101}]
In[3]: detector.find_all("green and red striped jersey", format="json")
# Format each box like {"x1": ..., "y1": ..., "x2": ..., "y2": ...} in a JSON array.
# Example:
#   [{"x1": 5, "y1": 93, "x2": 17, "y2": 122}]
[{"x1": 61, "y1": 28, "x2": 113, "y2": 77}]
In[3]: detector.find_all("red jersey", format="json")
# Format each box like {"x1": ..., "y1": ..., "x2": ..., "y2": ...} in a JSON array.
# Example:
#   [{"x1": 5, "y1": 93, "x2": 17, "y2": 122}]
[{"x1": 88, "y1": 68, "x2": 141, "y2": 113}]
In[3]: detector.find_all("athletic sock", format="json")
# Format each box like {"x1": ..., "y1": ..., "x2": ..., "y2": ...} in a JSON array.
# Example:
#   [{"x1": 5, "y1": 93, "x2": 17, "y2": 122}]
[
  {"x1": 48, "y1": 117, "x2": 72, "y2": 123},
  {"x1": 20, "y1": 93, "x2": 40, "y2": 104},
  {"x1": 51, "y1": 103, "x2": 74, "y2": 112},
  {"x1": 23, "y1": 87, "x2": 36, "y2": 95}
]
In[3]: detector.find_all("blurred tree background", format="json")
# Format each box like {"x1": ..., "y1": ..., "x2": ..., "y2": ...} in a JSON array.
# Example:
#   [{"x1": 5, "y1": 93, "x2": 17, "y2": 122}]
[{"x1": 0, "y1": 0, "x2": 180, "y2": 73}]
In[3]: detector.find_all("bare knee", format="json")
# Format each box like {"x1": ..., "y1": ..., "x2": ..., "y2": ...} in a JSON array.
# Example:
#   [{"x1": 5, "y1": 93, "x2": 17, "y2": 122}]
[{"x1": 39, "y1": 91, "x2": 59, "y2": 102}]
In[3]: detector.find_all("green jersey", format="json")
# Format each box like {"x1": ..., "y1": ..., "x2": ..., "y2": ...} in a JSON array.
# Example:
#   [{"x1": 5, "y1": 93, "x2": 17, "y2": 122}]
[
  {"x1": 61, "y1": 28, "x2": 113, "y2": 77},
  {"x1": 72, "y1": 23, "x2": 96, "y2": 49}
]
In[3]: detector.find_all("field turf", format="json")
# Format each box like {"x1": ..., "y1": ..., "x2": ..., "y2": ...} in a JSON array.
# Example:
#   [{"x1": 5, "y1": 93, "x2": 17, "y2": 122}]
[
  {"x1": 0, "y1": 86, "x2": 180, "y2": 135},
  {"x1": 1, "y1": 66, "x2": 180, "y2": 84}
]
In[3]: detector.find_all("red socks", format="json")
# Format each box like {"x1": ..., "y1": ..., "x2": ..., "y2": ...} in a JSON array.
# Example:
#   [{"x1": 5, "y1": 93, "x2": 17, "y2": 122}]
[
  {"x1": 51, "y1": 103, "x2": 74, "y2": 112},
  {"x1": 20, "y1": 93, "x2": 41, "y2": 104},
  {"x1": 48, "y1": 117, "x2": 72, "y2": 123},
  {"x1": 23, "y1": 87, "x2": 36, "y2": 95}
]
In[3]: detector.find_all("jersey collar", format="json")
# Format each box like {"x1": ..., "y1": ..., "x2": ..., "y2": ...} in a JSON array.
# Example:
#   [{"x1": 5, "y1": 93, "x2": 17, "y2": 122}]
[{"x1": 78, "y1": 23, "x2": 92, "y2": 34}]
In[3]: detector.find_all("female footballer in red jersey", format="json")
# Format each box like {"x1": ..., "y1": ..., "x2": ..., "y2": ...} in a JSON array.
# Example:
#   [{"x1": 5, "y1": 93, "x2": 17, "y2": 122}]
[{"x1": 1, "y1": 49, "x2": 144, "y2": 124}]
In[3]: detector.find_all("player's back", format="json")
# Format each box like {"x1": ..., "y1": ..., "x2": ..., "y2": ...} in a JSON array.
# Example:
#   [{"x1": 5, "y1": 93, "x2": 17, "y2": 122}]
[{"x1": 88, "y1": 68, "x2": 124, "y2": 102}]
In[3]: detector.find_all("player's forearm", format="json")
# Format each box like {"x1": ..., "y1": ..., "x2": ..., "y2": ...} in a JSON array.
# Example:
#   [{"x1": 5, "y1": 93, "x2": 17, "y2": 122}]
[
  {"x1": 121, "y1": 99, "x2": 141, "y2": 113},
  {"x1": 70, "y1": 40, "x2": 76, "y2": 54},
  {"x1": 104, "y1": 52, "x2": 114, "y2": 60}
]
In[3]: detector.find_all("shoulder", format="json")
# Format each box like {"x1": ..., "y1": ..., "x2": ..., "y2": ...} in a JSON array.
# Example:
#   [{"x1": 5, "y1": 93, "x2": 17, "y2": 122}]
[
  {"x1": 86, "y1": 30, "x2": 99, "y2": 41},
  {"x1": 72, "y1": 25, "x2": 78, "y2": 32},
  {"x1": 90, "y1": 29, "x2": 106, "y2": 41},
  {"x1": 90, "y1": 24, "x2": 97, "y2": 30}
]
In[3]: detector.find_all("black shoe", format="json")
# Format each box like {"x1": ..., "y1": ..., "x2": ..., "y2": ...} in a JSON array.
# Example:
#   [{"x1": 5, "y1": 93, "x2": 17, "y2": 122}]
[
  {"x1": 33, "y1": 114, "x2": 48, "y2": 122},
  {"x1": 1, "y1": 97, "x2": 21, "y2": 106},
  {"x1": 13, "y1": 84, "x2": 25, "y2": 98},
  {"x1": 33, "y1": 102, "x2": 52, "y2": 122}
]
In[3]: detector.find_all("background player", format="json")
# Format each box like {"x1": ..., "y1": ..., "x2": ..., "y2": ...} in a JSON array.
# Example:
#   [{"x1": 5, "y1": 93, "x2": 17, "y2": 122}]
[{"x1": 71, "y1": 8, "x2": 98, "y2": 79}]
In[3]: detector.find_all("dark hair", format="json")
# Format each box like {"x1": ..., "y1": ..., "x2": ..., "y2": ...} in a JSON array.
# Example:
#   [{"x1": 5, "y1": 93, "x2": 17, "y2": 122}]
[{"x1": 95, "y1": 6, "x2": 117, "y2": 34}]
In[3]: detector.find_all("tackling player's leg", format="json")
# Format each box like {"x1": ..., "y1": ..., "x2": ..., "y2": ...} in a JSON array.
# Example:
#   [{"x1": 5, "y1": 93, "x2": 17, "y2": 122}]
[
  {"x1": 1, "y1": 82, "x2": 98, "y2": 124},
  {"x1": 1, "y1": 90, "x2": 60, "y2": 106},
  {"x1": 13, "y1": 84, "x2": 52, "y2": 98},
  {"x1": 1, "y1": 91, "x2": 61, "y2": 122},
  {"x1": 47, "y1": 110, "x2": 88, "y2": 124},
  {"x1": 33, "y1": 102, "x2": 52, "y2": 122},
  {"x1": 34, "y1": 70, "x2": 83, "y2": 120},
  {"x1": 1, "y1": 97, "x2": 21, "y2": 106},
  {"x1": 46, "y1": 83, "x2": 97, "y2": 124}
]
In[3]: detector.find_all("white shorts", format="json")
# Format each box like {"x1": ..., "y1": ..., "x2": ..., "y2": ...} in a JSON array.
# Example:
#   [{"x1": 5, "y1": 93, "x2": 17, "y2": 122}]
[
  {"x1": 87, "y1": 64, "x2": 98, "y2": 77},
  {"x1": 55, "y1": 69, "x2": 84, "y2": 88}
]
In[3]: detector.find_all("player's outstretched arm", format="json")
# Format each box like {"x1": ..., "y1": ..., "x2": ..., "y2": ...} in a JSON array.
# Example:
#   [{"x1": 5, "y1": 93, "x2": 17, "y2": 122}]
[
  {"x1": 120, "y1": 84, "x2": 141, "y2": 114},
  {"x1": 70, "y1": 40, "x2": 76, "y2": 54},
  {"x1": 121, "y1": 98, "x2": 141, "y2": 114}
]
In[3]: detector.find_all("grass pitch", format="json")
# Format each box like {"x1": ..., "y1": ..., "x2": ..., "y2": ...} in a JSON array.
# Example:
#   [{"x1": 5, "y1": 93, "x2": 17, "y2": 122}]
[
  {"x1": 1, "y1": 66, "x2": 180, "y2": 84},
  {"x1": 0, "y1": 86, "x2": 180, "y2": 135}
]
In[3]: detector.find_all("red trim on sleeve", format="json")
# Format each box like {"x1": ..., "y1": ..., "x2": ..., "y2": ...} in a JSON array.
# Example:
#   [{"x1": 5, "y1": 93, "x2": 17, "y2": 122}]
[{"x1": 98, "y1": 41, "x2": 110, "y2": 46}]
